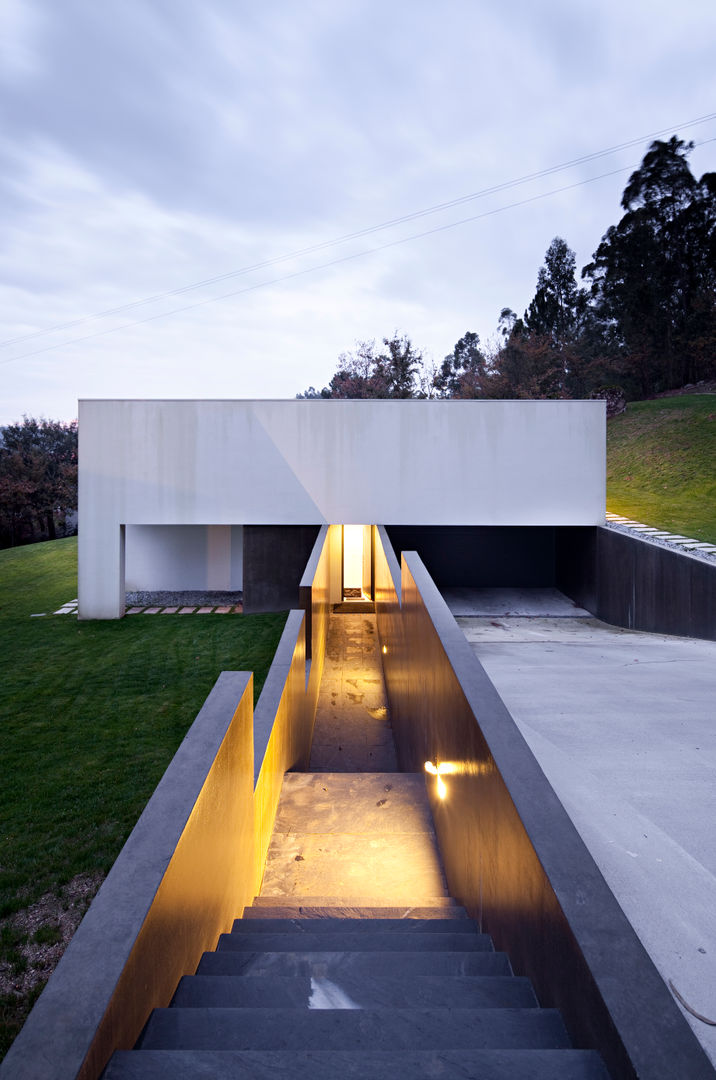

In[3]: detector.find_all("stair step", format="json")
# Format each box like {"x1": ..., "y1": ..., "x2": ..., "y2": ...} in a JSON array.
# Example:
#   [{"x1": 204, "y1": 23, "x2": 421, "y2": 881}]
[
  {"x1": 251, "y1": 895, "x2": 458, "y2": 908},
  {"x1": 196, "y1": 949, "x2": 513, "y2": 977},
  {"x1": 232, "y1": 918, "x2": 478, "y2": 934},
  {"x1": 218, "y1": 931, "x2": 491, "y2": 952},
  {"x1": 106, "y1": 1047, "x2": 610, "y2": 1079},
  {"x1": 172, "y1": 974, "x2": 537, "y2": 1009},
  {"x1": 139, "y1": 1006, "x2": 571, "y2": 1052},
  {"x1": 244, "y1": 905, "x2": 469, "y2": 919}
]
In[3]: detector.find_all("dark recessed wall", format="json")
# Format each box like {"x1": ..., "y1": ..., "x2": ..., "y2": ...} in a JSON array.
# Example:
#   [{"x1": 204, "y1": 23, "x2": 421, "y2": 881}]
[
  {"x1": 556, "y1": 525, "x2": 716, "y2": 642},
  {"x1": 386, "y1": 526, "x2": 556, "y2": 588},
  {"x1": 243, "y1": 525, "x2": 321, "y2": 613}
]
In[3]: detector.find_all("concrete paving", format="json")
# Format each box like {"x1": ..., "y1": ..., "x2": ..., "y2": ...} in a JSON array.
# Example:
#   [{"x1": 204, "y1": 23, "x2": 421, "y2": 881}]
[
  {"x1": 442, "y1": 587, "x2": 590, "y2": 618},
  {"x1": 456, "y1": 611, "x2": 716, "y2": 1064}
]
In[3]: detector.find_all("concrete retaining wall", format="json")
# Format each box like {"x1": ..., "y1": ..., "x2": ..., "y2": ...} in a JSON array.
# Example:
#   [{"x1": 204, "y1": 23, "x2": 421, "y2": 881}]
[
  {"x1": 557, "y1": 525, "x2": 716, "y2": 641},
  {"x1": 373, "y1": 526, "x2": 714, "y2": 1080}
]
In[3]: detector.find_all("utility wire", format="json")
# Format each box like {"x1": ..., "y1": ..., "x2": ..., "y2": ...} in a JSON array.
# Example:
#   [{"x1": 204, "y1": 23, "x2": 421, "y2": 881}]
[
  {"x1": 0, "y1": 163, "x2": 646, "y2": 366},
  {"x1": 2, "y1": 110, "x2": 716, "y2": 352}
]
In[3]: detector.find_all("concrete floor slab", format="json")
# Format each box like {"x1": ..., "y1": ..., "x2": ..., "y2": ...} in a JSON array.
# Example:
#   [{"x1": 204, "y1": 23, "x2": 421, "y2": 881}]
[
  {"x1": 443, "y1": 588, "x2": 590, "y2": 618},
  {"x1": 460, "y1": 615, "x2": 716, "y2": 1064}
]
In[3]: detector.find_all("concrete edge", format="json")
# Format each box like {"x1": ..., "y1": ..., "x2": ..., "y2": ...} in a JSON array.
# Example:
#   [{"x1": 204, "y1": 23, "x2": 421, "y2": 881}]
[
  {"x1": 299, "y1": 524, "x2": 329, "y2": 589},
  {"x1": 376, "y1": 524, "x2": 402, "y2": 606},
  {"x1": 253, "y1": 609, "x2": 306, "y2": 784},
  {"x1": 402, "y1": 550, "x2": 715, "y2": 1080}
]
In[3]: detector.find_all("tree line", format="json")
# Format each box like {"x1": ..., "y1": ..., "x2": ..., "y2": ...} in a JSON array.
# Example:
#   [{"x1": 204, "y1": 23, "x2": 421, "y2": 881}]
[
  {"x1": 0, "y1": 418, "x2": 78, "y2": 548},
  {"x1": 299, "y1": 138, "x2": 716, "y2": 403}
]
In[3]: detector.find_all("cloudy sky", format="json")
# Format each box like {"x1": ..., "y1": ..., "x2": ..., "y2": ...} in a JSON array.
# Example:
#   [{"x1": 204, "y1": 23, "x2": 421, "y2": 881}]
[{"x1": 2, "y1": 0, "x2": 716, "y2": 424}]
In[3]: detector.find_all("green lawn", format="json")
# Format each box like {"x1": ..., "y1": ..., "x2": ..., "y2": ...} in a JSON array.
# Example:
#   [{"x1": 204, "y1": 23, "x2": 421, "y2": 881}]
[
  {"x1": 607, "y1": 394, "x2": 716, "y2": 544},
  {"x1": 0, "y1": 537, "x2": 286, "y2": 1058}
]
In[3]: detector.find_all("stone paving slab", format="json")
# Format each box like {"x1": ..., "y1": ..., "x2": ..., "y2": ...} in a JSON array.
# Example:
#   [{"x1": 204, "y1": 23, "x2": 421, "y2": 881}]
[
  {"x1": 261, "y1": 773, "x2": 447, "y2": 902},
  {"x1": 309, "y1": 614, "x2": 397, "y2": 772}
]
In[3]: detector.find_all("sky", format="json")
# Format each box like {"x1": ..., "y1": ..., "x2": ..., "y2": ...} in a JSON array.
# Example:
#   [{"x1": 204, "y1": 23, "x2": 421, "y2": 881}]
[{"x1": 2, "y1": 0, "x2": 716, "y2": 424}]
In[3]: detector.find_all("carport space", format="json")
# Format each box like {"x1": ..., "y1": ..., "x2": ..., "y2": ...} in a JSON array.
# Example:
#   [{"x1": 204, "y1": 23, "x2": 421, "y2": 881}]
[{"x1": 454, "y1": 605, "x2": 716, "y2": 1066}]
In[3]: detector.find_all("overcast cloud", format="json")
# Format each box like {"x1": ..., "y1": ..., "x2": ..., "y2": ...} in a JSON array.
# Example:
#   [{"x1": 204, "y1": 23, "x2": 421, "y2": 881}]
[{"x1": 2, "y1": 0, "x2": 716, "y2": 423}]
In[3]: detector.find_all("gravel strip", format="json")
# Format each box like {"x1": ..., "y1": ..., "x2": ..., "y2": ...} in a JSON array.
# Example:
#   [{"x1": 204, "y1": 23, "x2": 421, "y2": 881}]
[
  {"x1": 604, "y1": 521, "x2": 716, "y2": 564},
  {"x1": 125, "y1": 590, "x2": 243, "y2": 607}
]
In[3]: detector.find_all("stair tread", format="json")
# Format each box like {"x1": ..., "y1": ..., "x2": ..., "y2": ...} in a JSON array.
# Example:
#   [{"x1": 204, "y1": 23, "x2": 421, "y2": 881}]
[
  {"x1": 139, "y1": 1006, "x2": 571, "y2": 1052},
  {"x1": 196, "y1": 949, "x2": 513, "y2": 977},
  {"x1": 252, "y1": 896, "x2": 457, "y2": 907},
  {"x1": 244, "y1": 905, "x2": 469, "y2": 919},
  {"x1": 106, "y1": 1047, "x2": 611, "y2": 1080},
  {"x1": 218, "y1": 931, "x2": 492, "y2": 952},
  {"x1": 172, "y1": 973, "x2": 538, "y2": 1009},
  {"x1": 232, "y1": 918, "x2": 478, "y2": 933}
]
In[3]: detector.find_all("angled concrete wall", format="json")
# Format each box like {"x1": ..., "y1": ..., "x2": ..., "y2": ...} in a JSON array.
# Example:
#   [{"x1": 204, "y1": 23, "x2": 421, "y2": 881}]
[{"x1": 78, "y1": 399, "x2": 605, "y2": 618}]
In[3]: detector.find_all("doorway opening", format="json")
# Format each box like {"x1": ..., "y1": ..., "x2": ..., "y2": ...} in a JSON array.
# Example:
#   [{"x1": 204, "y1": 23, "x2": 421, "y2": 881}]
[{"x1": 342, "y1": 525, "x2": 373, "y2": 603}]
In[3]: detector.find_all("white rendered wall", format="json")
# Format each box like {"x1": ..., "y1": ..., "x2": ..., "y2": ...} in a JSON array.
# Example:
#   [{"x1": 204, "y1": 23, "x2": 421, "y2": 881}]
[
  {"x1": 125, "y1": 525, "x2": 243, "y2": 592},
  {"x1": 79, "y1": 399, "x2": 605, "y2": 617}
]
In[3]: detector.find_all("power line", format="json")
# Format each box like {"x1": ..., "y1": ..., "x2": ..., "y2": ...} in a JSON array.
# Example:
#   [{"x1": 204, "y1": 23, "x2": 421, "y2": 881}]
[
  {"x1": 2, "y1": 111, "x2": 715, "y2": 352},
  {"x1": 0, "y1": 163, "x2": 642, "y2": 366},
  {"x1": 2, "y1": 133, "x2": 715, "y2": 367}
]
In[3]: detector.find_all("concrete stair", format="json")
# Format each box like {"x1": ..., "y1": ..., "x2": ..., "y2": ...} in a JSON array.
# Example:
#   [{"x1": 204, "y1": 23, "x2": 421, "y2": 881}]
[{"x1": 104, "y1": 901, "x2": 609, "y2": 1079}]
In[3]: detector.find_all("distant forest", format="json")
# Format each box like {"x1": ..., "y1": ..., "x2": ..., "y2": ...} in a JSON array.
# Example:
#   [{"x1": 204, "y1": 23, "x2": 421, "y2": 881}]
[
  {"x1": 0, "y1": 418, "x2": 77, "y2": 549},
  {"x1": 299, "y1": 138, "x2": 716, "y2": 405}
]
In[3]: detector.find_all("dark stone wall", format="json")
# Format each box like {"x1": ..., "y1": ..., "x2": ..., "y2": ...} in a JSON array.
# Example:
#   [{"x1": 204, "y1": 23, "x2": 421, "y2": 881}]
[
  {"x1": 556, "y1": 525, "x2": 716, "y2": 641},
  {"x1": 386, "y1": 525, "x2": 556, "y2": 587},
  {"x1": 243, "y1": 525, "x2": 321, "y2": 613}
]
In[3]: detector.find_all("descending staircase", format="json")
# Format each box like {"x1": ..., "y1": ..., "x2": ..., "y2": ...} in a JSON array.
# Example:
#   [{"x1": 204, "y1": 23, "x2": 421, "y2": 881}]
[
  {"x1": 104, "y1": 897, "x2": 608, "y2": 1079},
  {"x1": 103, "y1": 621, "x2": 609, "y2": 1078}
]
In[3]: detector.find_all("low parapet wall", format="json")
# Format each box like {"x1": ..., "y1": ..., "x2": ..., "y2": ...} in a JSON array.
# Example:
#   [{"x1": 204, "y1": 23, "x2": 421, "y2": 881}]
[
  {"x1": 557, "y1": 525, "x2": 716, "y2": 641},
  {"x1": 374, "y1": 525, "x2": 714, "y2": 1080},
  {"x1": 1, "y1": 527, "x2": 337, "y2": 1080}
]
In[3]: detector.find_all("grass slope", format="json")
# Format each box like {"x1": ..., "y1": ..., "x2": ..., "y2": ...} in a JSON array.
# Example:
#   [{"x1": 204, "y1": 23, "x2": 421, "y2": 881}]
[
  {"x1": 0, "y1": 537, "x2": 286, "y2": 1058},
  {"x1": 607, "y1": 394, "x2": 716, "y2": 544}
]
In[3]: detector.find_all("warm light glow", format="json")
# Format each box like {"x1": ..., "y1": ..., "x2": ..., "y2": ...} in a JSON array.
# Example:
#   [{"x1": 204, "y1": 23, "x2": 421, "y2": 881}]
[
  {"x1": 425, "y1": 760, "x2": 458, "y2": 798},
  {"x1": 436, "y1": 762, "x2": 458, "y2": 775},
  {"x1": 382, "y1": 644, "x2": 387, "y2": 655},
  {"x1": 343, "y1": 525, "x2": 363, "y2": 594}
]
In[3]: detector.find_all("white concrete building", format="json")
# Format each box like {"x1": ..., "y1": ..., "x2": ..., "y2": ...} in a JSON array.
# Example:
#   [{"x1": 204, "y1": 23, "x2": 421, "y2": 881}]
[{"x1": 78, "y1": 398, "x2": 605, "y2": 619}]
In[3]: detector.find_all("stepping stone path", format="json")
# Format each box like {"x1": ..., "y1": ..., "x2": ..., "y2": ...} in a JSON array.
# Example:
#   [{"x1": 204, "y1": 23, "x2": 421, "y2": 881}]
[{"x1": 31, "y1": 601, "x2": 243, "y2": 617}]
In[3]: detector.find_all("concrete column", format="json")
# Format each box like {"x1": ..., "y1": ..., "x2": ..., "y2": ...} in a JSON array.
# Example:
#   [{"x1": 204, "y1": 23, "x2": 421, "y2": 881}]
[{"x1": 79, "y1": 523, "x2": 125, "y2": 619}]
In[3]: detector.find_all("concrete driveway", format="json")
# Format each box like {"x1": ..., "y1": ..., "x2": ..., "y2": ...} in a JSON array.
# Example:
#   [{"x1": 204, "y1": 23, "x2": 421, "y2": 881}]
[{"x1": 450, "y1": 591, "x2": 716, "y2": 1065}]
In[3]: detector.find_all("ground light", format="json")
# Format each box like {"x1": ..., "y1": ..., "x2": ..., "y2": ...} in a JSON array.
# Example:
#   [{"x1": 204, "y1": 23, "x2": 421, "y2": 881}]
[{"x1": 424, "y1": 760, "x2": 458, "y2": 799}]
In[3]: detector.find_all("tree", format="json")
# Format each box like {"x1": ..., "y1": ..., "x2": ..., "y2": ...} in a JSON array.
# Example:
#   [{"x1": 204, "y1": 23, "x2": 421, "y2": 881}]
[
  {"x1": 297, "y1": 334, "x2": 427, "y2": 399},
  {"x1": 524, "y1": 237, "x2": 583, "y2": 346},
  {"x1": 0, "y1": 417, "x2": 78, "y2": 547},
  {"x1": 434, "y1": 331, "x2": 486, "y2": 398},
  {"x1": 583, "y1": 137, "x2": 716, "y2": 395}
]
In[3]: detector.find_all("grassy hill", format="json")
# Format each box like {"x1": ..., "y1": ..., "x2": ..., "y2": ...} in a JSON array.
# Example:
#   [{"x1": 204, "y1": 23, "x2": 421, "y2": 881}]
[
  {"x1": 607, "y1": 394, "x2": 716, "y2": 544},
  {"x1": 0, "y1": 537, "x2": 286, "y2": 1059}
]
